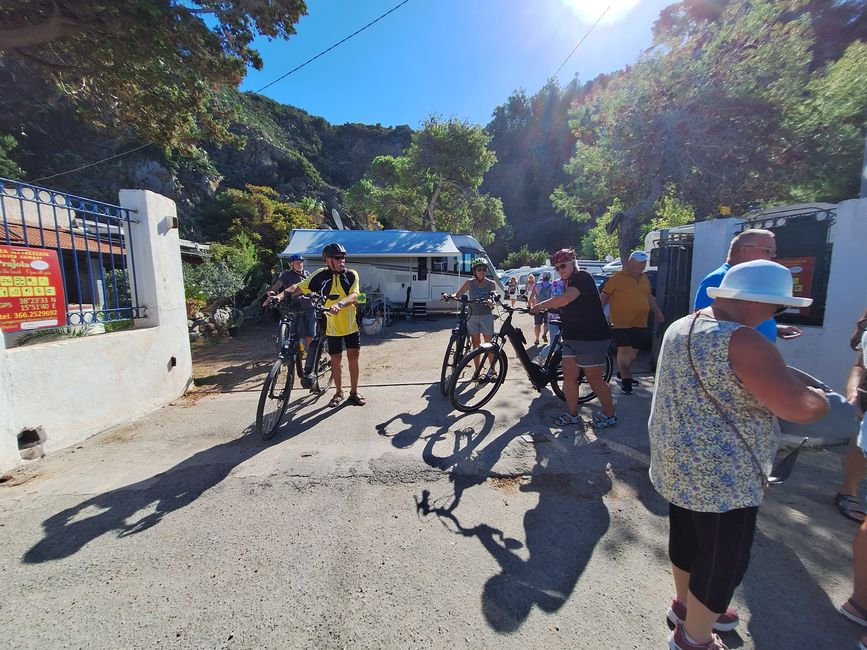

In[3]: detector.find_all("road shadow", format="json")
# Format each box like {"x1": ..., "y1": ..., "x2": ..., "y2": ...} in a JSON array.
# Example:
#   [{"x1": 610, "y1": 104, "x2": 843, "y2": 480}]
[
  {"x1": 415, "y1": 399, "x2": 613, "y2": 633},
  {"x1": 22, "y1": 389, "x2": 338, "y2": 564}
]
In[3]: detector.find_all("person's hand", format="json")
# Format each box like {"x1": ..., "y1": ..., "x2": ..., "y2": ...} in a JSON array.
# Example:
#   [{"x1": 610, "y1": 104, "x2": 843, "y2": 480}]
[
  {"x1": 329, "y1": 301, "x2": 344, "y2": 315},
  {"x1": 529, "y1": 304, "x2": 540, "y2": 314},
  {"x1": 778, "y1": 325, "x2": 803, "y2": 340},
  {"x1": 654, "y1": 311, "x2": 665, "y2": 324}
]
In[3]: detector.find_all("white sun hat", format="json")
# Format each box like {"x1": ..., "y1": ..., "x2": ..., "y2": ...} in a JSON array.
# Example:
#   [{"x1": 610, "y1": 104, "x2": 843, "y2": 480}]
[{"x1": 707, "y1": 259, "x2": 812, "y2": 307}]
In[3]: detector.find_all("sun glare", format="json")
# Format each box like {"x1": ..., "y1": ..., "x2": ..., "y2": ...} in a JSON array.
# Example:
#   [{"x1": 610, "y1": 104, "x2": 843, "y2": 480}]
[{"x1": 562, "y1": 0, "x2": 640, "y2": 24}]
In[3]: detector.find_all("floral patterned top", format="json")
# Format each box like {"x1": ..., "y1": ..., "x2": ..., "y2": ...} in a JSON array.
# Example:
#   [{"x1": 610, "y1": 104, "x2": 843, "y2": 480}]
[{"x1": 648, "y1": 314, "x2": 779, "y2": 512}]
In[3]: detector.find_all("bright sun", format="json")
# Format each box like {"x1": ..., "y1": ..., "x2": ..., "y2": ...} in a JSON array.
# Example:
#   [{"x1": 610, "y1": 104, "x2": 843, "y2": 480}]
[{"x1": 562, "y1": 0, "x2": 641, "y2": 24}]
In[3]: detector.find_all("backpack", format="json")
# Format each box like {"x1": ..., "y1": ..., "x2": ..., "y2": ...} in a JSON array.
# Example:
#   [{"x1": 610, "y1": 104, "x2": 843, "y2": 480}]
[{"x1": 536, "y1": 281, "x2": 552, "y2": 301}]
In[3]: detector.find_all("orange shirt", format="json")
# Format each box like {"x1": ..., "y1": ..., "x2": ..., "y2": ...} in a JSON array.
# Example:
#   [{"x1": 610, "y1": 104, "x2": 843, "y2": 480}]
[{"x1": 602, "y1": 271, "x2": 651, "y2": 328}]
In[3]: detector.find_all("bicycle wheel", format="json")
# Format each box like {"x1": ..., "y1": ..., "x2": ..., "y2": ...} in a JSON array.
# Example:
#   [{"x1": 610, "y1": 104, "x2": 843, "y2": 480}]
[
  {"x1": 549, "y1": 348, "x2": 614, "y2": 404},
  {"x1": 439, "y1": 333, "x2": 469, "y2": 396},
  {"x1": 276, "y1": 321, "x2": 290, "y2": 356},
  {"x1": 256, "y1": 357, "x2": 294, "y2": 440},
  {"x1": 448, "y1": 346, "x2": 507, "y2": 412},
  {"x1": 308, "y1": 338, "x2": 333, "y2": 394}
]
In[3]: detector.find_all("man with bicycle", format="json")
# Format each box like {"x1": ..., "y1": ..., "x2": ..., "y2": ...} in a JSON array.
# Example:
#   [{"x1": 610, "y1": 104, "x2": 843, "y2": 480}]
[
  {"x1": 264, "y1": 253, "x2": 315, "y2": 351},
  {"x1": 530, "y1": 248, "x2": 617, "y2": 428},
  {"x1": 284, "y1": 243, "x2": 366, "y2": 407}
]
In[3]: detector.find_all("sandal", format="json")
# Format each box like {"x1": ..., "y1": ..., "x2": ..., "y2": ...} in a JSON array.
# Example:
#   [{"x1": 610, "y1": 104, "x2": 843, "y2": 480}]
[
  {"x1": 839, "y1": 598, "x2": 867, "y2": 627},
  {"x1": 327, "y1": 392, "x2": 344, "y2": 407},
  {"x1": 592, "y1": 413, "x2": 618, "y2": 429},
  {"x1": 554, "y1": 412, "x2": 582, "y2": 426},
  {"x1": 348, "y1": 392, "x2": 367, "y2": 406},
  {"x1": 836, "y1": 493, "x2": 866, "y2": 524}
]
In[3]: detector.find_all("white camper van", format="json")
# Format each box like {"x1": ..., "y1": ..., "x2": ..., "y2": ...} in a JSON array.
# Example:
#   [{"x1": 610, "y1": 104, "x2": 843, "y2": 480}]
[{"x1": 278, "y1": 229, "x2": 505, "y2": 315}]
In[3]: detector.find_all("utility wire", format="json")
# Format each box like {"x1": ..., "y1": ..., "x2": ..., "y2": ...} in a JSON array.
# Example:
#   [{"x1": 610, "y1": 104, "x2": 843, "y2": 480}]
[
  {"x1": 552, "y1": 2, "x2": 615, "y2": 79},
  {"x1": 29, "y1": 143, "x2": 153, "y2": 183},
  {"x1": 254, "y1": 0, "x2": 413, "y2": 94},
  {"x1": 27, "y1": 0, "x2": 413, "y2": 183}
]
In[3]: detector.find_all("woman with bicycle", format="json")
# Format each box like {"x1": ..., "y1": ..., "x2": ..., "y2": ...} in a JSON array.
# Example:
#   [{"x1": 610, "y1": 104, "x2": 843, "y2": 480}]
[
  {"x1": 530, "y1": 248, "x2": 617, "y2": 428},
  {"x1": 447, "y1": 258, "x2": 496, "y2": 370}
]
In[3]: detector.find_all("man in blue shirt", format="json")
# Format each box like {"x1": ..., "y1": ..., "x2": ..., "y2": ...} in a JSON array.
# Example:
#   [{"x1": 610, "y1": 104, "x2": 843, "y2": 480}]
[{"x1": 694, "y1": 229, "x2": 802, "y2": 341}]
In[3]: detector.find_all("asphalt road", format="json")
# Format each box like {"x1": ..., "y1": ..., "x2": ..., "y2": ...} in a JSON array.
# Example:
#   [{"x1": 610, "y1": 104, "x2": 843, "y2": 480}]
[{"x1": 0, "y1": 312, "x2": 861, "y2": 649}]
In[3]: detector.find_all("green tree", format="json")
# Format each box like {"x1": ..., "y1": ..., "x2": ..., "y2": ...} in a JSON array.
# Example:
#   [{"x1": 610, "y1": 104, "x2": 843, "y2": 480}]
[
  {"x1": 0, "y1": 134, "x2": 22, "y2": 178},
  {"x1": 0, "y1": 1, "x2": 307, "y2": 152},
  {"x1": 346, "y1": 117, "x2": 505, "y2": 242},
  {"x1": 502, "y1": 245, "x2": 548, "y2": 269}
]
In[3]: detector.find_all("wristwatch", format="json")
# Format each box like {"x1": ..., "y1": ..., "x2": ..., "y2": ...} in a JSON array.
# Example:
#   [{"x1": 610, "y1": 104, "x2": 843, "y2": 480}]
[{"x1": 337, "y1": 301, "x2": 345, "y2": 309}]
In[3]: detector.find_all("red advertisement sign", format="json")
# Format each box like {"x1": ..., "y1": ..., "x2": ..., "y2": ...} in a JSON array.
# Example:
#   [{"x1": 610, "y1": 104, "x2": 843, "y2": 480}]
[
  {"x1": 776, "y1": 256, "x2": 815, "y2": 316},
  {"x1": 0, "y1": 245, "x2": 67, "y2": 333}
]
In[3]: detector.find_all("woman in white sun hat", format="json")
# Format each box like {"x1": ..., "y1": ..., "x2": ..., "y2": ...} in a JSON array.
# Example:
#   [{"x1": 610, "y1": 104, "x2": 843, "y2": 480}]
[{"x1": 648, "y1": 259, "x2": 829, "y2": 650}]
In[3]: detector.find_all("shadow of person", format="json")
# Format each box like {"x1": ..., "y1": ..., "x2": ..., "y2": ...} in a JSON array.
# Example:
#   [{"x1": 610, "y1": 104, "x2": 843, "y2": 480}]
[
  {"x1": 376, "y1": 384, "x2": 468, "y2": 450},
  {"x1": 416, "y1": 399, "x2": 613, "y2": 633}
]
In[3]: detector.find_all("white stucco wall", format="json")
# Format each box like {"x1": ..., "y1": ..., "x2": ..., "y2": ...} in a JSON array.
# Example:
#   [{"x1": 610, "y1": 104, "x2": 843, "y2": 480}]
[
  {"x1": 0, "y1": 190, "x2": 192, "y2": 472},
  {"x1": 777, "y1": 198, "x2": 867, "y2": 391}
]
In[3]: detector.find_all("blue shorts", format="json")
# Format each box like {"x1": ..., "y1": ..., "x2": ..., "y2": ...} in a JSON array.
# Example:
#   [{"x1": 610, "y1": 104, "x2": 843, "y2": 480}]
[{"x1": 297, "y1": 309, "x2": 316, "y2": 339}]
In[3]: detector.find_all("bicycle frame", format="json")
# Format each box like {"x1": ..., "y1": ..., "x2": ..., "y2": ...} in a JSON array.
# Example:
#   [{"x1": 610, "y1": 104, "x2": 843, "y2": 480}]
[{"x1": 479, "y1": 307, "x2": 558, "y2": 392}]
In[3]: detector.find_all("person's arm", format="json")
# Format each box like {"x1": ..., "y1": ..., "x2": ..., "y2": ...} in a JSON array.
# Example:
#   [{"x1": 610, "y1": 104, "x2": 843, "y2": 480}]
[
  {"x1": 532, "y1": 286, "x2": 579, "y2": 312},
  {"x1": 776, "y1": 323, "x2": 803, "y2": 340},
  {"x1": 648, "y1": 294, "x2": 665, "y2": 323},
  {"x1": 847, "y1": 351, "x2": 865, "y2": 418},
  {"x1": 600, "y1": 291, "x2": 610, "y2": 308},
  {"x1": 728, "y1": 326, "x2": 829, "y2": 423},
  {"x1": 448, "y1": 280, "x2": 471, "y2": 300},
  {"x1": 331, "y1": 271, "x2": 360, "y2": 314}
]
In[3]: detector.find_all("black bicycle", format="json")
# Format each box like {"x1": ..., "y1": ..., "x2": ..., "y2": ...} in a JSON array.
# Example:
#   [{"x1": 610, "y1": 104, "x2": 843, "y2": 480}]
[
  {"x1": 439, "y1": 293, "x2": 497, "y2": 395},
  {"x1": 447, "y1": 299, "x2": 614, "y2": 412},
  {"x1": 256, "y1": 295, "x2": 333, "y2": 440}
]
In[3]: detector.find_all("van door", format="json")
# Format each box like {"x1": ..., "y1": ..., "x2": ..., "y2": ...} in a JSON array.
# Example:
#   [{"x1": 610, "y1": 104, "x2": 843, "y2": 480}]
[{"x1": 411, "y1": 257, "x2": 430, "y2": 300}]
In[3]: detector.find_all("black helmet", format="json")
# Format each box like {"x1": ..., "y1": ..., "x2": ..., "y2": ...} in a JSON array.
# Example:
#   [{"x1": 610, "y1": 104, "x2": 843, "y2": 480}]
[{"x1": 322, "y1": 242, "x2": 346, "y2": 258}]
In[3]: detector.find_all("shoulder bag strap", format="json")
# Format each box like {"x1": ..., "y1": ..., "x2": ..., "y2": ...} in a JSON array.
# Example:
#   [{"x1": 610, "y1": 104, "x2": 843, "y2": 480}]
[{"x1": 686, "y1": 312, "x2": 770, "y2": 490}]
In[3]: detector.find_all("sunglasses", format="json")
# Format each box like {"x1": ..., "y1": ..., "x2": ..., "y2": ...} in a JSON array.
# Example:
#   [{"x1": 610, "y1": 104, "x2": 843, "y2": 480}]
[
  {"x1": 474, "y1": 266, "x2": 488, "y2": 272},
  {"x1": 772, "y1": 305, "x2": 791, "y2": 316},
  {"x1": 554, "y1": 262, "x2": 572, "y2": 270},
  {"x1": 330, "y1": 255, "x2": 346, "y2": 261}
]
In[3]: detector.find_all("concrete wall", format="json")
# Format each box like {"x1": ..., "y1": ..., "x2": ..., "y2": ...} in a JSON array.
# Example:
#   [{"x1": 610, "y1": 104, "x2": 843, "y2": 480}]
[
  {"x1": 691, "y1": 200, "x2": 867, "y2": 393},
  {"x1": 0, "y1": 190, "x2": 192, "y2": 472}
]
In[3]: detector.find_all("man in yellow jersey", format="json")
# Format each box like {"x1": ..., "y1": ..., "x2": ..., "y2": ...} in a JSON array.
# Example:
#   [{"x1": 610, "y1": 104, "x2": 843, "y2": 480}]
[
  {"x1": 288, "y1": 242, "x2": 365, "y2": 407},
  {"x1": 600, "y1": 250, "x2": 664, "y2": 394}
]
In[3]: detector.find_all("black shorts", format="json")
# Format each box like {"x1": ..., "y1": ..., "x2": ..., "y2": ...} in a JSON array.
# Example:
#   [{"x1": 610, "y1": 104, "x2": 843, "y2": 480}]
[
  {"x1": 612, "y1": 327, "x2": 646, "y2": 349},
  {"x1": 533, "y1": 312, "x2": 546, "y2": 326},
  {"x1": 327, "y1": 331, "x2": 361, "y2": 355},
  {"x1": 668, "y1": 502, "x2": 758, "y2": 613}
]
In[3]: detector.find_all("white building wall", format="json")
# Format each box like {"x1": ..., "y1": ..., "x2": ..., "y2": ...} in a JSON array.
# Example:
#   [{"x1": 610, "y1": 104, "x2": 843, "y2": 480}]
[
  {"x1": 689, "y1": 217, "x2": 742, "y2": 300},
  {"x1": 0, "y1": 190, "x2": 192, "y2": 472}
]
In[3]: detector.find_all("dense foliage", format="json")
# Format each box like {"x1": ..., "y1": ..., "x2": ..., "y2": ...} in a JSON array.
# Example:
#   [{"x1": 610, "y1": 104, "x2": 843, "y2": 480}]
[
  {"x1": 0, "y1": 0, "x2": 307, "y2": 152},
  {"x1": 345, "y1": 117, "x2": 506, "y2": 243},
  {"x1": 550, "y1": 0, "x2": 867, "y2": 260}
]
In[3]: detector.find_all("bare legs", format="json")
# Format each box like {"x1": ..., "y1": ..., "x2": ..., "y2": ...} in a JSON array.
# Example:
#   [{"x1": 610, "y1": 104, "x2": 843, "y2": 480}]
[
  {"x1": 616, "y1": 345, "x2": 639, "y2": 381},
  {"x1": 672, "y1": 565, "x2": 723, "y2": 645},
  {"x1": 331, "y1": 348, "x2": 360, "y2": 395},
  {"x1": 840, "y1": 440, "x2": 867, "y2": 496},
  {"x1": 561, "y1": 359, "x2": 615, "y2": 418}
]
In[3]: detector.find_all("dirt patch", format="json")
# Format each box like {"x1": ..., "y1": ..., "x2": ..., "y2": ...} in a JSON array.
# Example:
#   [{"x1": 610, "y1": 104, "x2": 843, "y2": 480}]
[{"x1": 189, "y1": 323, "x2": 274, "y2": 394}]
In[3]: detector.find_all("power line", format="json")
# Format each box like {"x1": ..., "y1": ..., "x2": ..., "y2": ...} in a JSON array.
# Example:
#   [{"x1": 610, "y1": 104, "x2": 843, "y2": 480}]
[
  {"x1": 552, "y1": 3, "x2": 615, "y2": 79},
  {"x1": 27, "y1": 1, "x2": 413, "y2": 183},
  {"x1": 254, "y1": 0, "x2": 413, "y2": 94},
  {"x1": 29, "y1": 143, "x2": 153, "y2": 183}
]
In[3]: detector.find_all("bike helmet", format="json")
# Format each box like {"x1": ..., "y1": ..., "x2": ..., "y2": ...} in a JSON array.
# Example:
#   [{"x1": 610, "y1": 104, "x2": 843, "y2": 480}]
[
  {"x1": 289, "y1": 254, "x2": 304, "y2": 262},
  {"x1": 322, "y1": 242, "x2": 347, "y2": 258},
  {"x1": 471, "y1": 257, "x2": 488, "y2": 270},
  {"x1": 551, "y1": 248, "x2": 576, "y2": 264}
]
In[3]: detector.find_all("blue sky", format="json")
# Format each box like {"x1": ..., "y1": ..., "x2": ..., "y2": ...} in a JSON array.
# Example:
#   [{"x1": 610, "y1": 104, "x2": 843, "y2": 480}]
[{"x1": 240, "y1": 0, "x2": 675, "y2": 128}]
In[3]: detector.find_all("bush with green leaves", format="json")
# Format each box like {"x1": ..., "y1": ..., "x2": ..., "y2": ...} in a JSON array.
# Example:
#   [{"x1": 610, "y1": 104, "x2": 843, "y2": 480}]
[{"x1": 502, "y1": 245, "x2": 548, "y2": 269}]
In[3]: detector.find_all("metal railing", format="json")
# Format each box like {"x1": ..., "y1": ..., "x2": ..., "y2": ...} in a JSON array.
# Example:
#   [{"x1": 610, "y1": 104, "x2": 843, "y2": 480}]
[{"x1": 0, "y1": 177, "x2": 143, "y2": 327}]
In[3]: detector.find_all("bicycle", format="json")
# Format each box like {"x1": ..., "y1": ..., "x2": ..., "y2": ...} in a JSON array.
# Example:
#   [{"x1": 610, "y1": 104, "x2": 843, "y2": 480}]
[
  {"x1": 439, "y1": 293, "x2": 496, "y2": 396},
  {"x1": 256, "y1": 295, "x2": 333, "y2": 440},
  {"x1": 447, "y1": 298, "x2": 614, "y2": 412}
]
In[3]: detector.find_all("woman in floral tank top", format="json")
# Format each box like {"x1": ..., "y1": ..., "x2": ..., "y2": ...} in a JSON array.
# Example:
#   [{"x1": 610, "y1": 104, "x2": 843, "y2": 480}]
[{"x1": 649, "y1": 260, "x2": 828, "y2": 650}]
